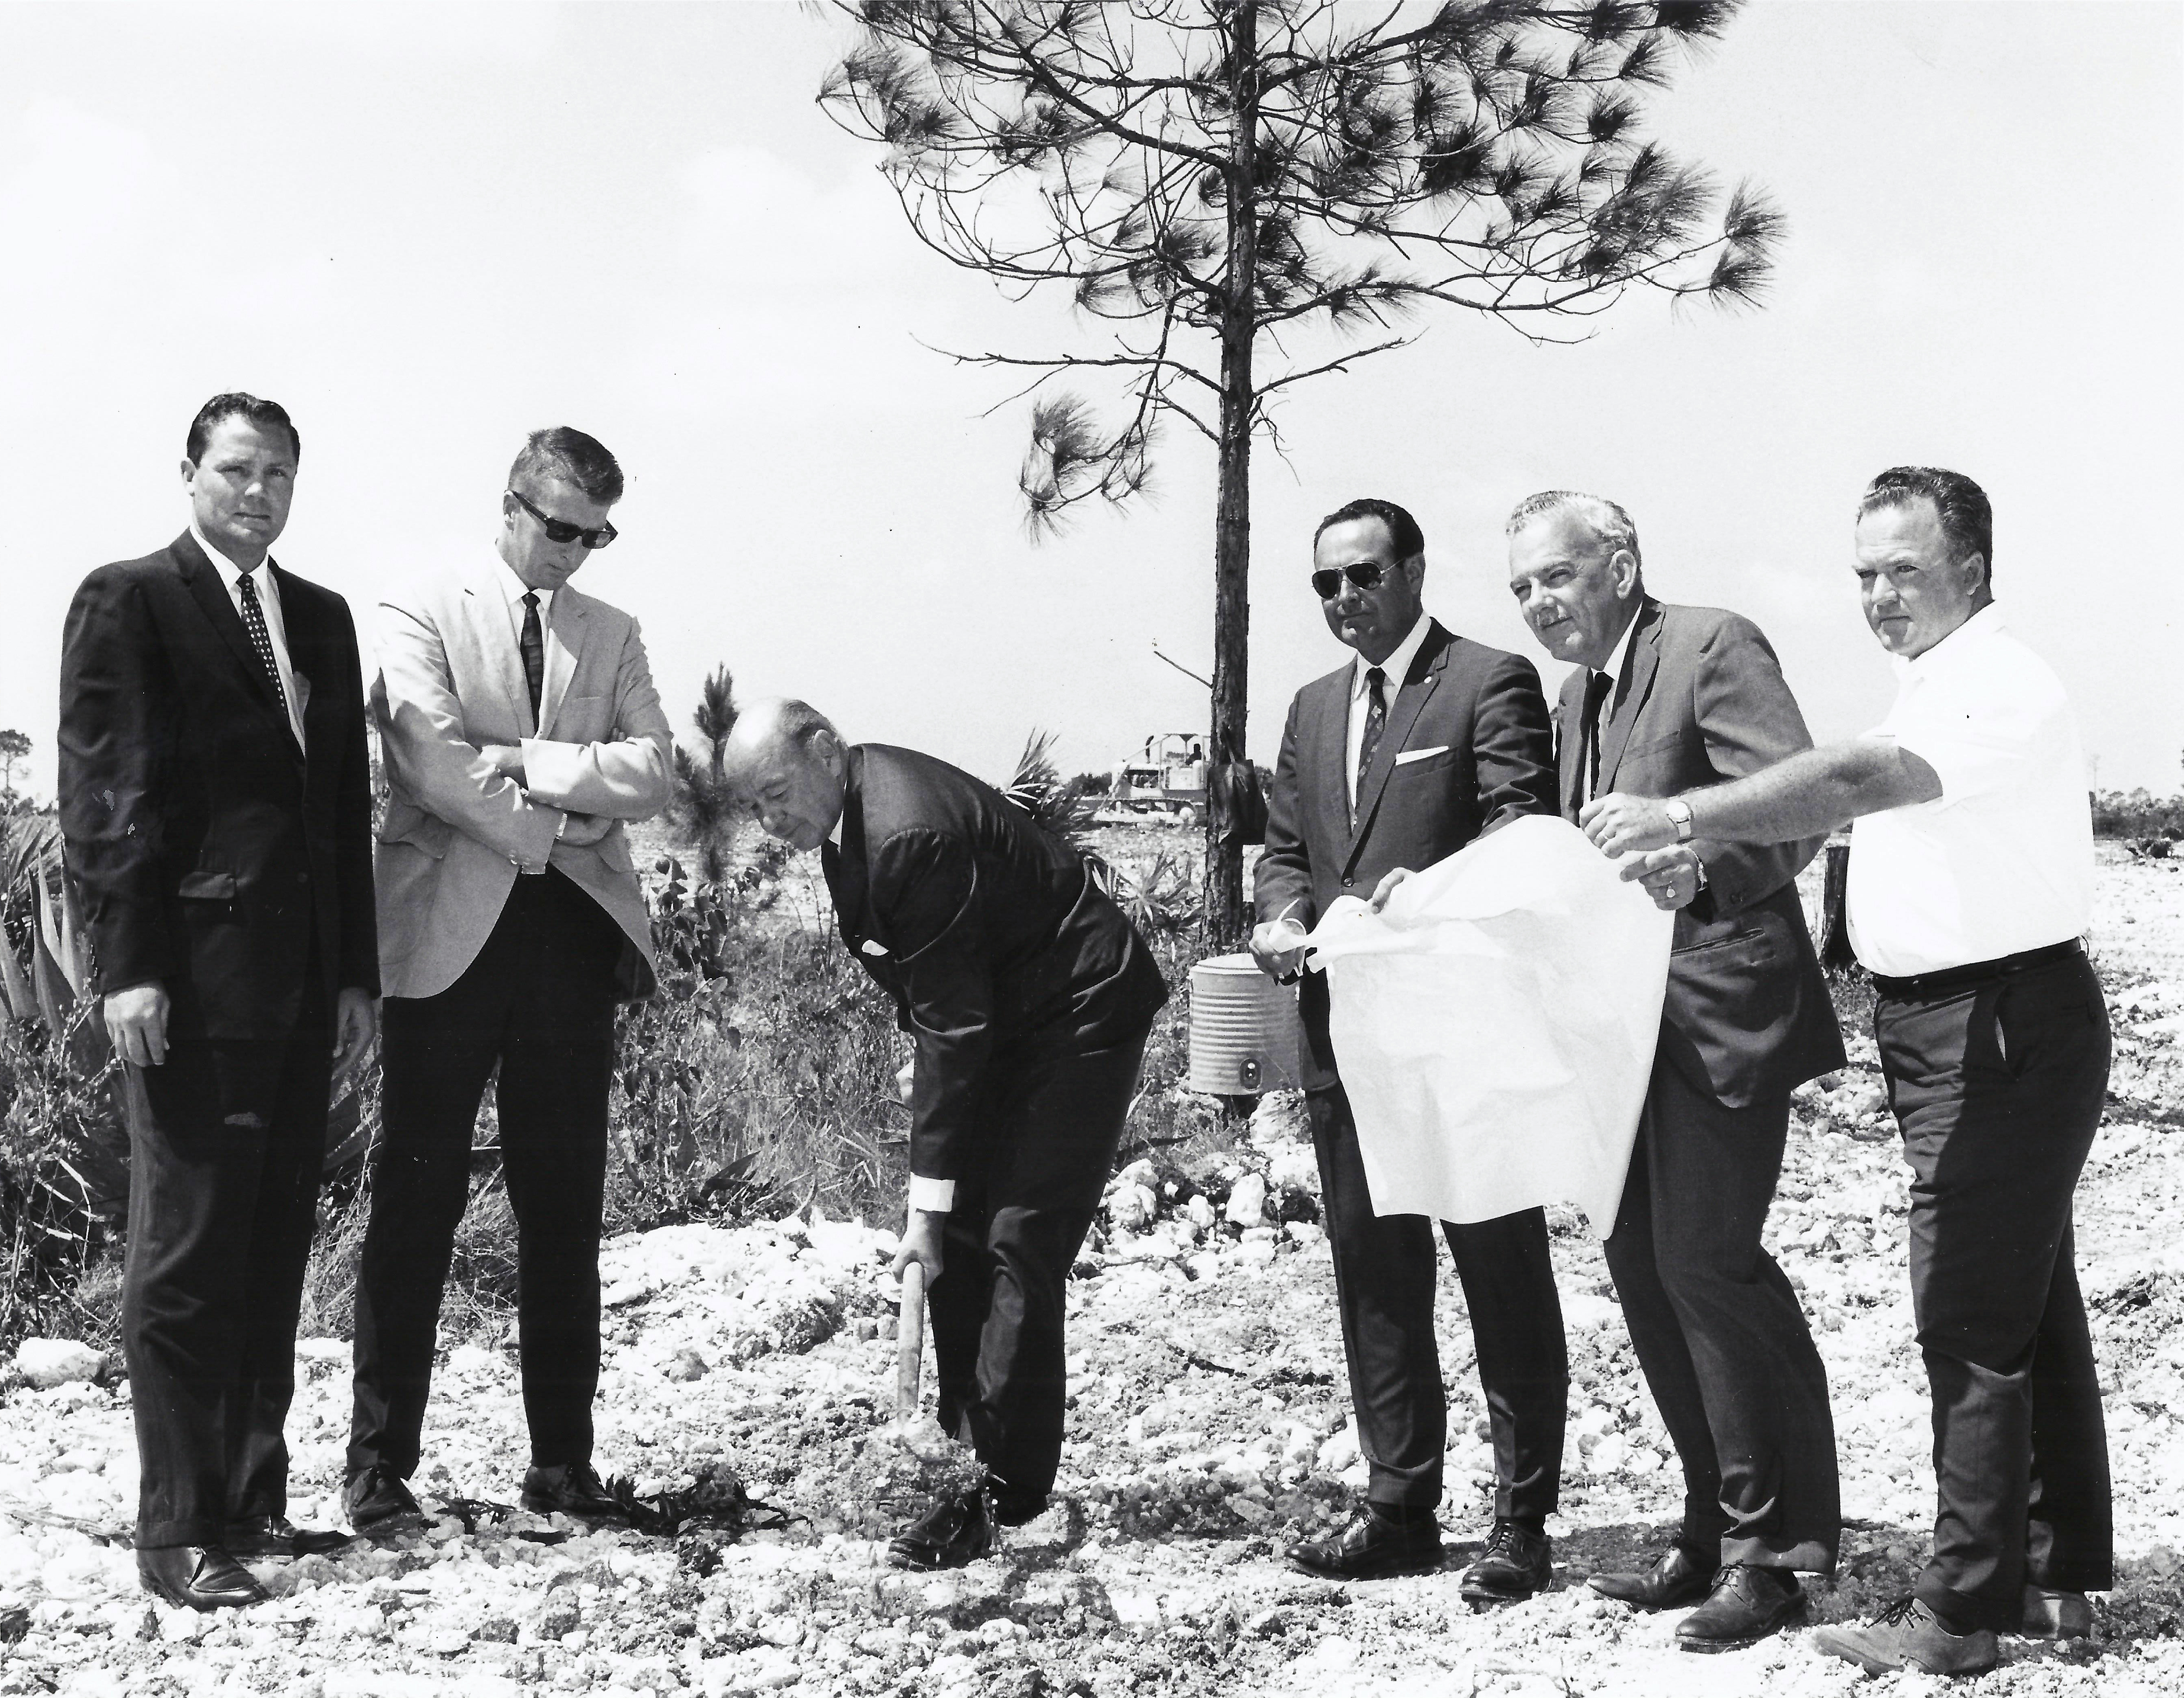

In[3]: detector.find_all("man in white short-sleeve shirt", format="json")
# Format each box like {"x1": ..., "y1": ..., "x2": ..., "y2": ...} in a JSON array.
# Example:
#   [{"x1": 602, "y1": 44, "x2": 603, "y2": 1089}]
[
  {"x1": 1579, "y1": 467, "x2": 2111, "y2": 1677},
  {"x1": 1847, "y1": 603, "x2": 2092, "y2": 978}
]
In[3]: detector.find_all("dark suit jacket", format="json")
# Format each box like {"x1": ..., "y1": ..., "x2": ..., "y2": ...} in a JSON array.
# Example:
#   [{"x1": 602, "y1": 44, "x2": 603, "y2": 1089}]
[
  {"x1": 57, "y1": 531, "x2": 378, "y2": 1041},
  {"x1": 822, "y1": 745, "x2": 1169, "y2": 1192},
  {"x1": 1254, "y1": 619, "x2": 1558, "y2": 1089},
  {"x1": 1556, "y1": 596, "x2": 1843, "y2": 1107}
]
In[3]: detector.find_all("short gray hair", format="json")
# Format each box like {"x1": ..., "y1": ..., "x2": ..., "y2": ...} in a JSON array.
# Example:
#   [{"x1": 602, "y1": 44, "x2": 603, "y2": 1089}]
[
  {"x1": 1505, "y1": 490, "x2": 1642, "y2": 571},
  {"x1": 720, "y1": 697, "x2": 841, "y2": 789},
  {"x1": 765, "y1": 699, "x2": 838, "y2": 755}
]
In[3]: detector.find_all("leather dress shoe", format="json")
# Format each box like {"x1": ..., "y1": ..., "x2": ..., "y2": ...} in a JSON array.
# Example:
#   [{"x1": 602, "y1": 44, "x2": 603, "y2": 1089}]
[
  {"x1": 522, "y1": 1462, "x2": 629, "y2": 1523},
  {"x1": 137, "y1": 1545, "x2": 267, "y2": 1611},
  {"x1": 344, "y1": 1464, "x2": 428, "y2": 1538},
  {"x1": 888, "y1": 1486, "x2": 994, "y2": 1571},
  {"x1": 223, "y1": 1514, "x2": 354, "y2": 1560},
  {"x1": 1675, "y1": 1563, "x2": 1805, "y2": 1653},
  {"x1": 1288, "y1": 1506, "x2": 1444, "y2": 1581},
  {"x1": 2020, "y1": 1585, "x2": 2094, "y2": 1639},
  {"x1": 1811, "y1": 1596, "x2": 1998, "y2": 1676},
  {"x1": 1587, "y1": 1542, "x2": 1714, "y2": 1610},
  {"x1": 1460, "y1": 1518, "x2": 1552, "y2": 1606}
]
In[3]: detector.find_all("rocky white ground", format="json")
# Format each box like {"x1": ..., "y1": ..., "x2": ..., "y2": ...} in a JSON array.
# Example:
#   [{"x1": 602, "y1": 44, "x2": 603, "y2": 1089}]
[{"x1": 4, "y1": 850, "x2": 2184, "y2": 1697}]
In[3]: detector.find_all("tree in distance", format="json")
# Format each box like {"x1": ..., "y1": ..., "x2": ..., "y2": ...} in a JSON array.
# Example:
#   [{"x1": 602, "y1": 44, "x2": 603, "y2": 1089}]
[
  {"x1": 0, "y1": 730, "x2": 30, "y2": 810},
  {"x1": 820, "y1": 0, "x2": 1782, "y2": 944}
]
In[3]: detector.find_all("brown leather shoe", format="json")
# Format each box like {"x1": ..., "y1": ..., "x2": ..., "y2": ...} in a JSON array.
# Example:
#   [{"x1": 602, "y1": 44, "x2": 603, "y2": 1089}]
[
  {"x1": 1811, "y1": 1596, "x2": 1999, "y2": 1676},
  {"x1": 1675, "y1": 1563, "x2": 1805, "y2": 1652},
  {"x1": 1460, "y1": 1518, "x2": 1552, "y2": 1606},
  {"x1": 1288, "y1": 1506, "x2": 1444, "y2": 1581},
  {"x1": 888, "y1": 1487, "x2": 995, "y2": 1571},
  {"x1": 223, "y1": 1515, "x2": 355, "y2": 1560},
  {"x1": 520, "y1": 1462, "x2": 629, "y2": 1524},
  {"x1": 137, "y1": 1545, "x2": 267, "y2": 1612},
  {"x1": 1588, "y1": 1542, "x2": 1714, "y2": 1610},
  {"x1": 2020, "y1": 1585, "x2": 2094, "y2": 1639}
]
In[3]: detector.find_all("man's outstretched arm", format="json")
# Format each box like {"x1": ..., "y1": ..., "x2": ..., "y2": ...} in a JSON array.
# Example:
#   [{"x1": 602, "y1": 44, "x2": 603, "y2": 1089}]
[{"x1": 1582, "y1": 738, "x2": 1942, "y2": 857}]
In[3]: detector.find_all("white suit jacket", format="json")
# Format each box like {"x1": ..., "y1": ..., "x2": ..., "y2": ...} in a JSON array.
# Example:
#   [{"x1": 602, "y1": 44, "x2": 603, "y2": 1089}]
[{"x1": 373, "y1": 556, "x2": 673, "y2": 1001}]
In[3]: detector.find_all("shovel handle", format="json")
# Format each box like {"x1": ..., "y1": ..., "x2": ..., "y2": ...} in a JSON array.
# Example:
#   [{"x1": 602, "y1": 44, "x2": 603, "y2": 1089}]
[{"x1": 895, "y1": 1259, "x2": 926, "y2": 1421}]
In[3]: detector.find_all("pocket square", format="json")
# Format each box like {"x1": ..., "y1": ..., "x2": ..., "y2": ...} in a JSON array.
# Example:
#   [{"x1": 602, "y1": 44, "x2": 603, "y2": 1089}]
[
  {"x1": 1393, "y1": 745, "x2": 1449, "y2": 765},
  {"x1": 860, "y1": 939, "x2": 891, "y2": 958}
]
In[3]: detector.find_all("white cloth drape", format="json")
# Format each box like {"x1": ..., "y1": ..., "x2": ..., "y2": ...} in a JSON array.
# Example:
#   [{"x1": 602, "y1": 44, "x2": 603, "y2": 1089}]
[{"x1": 1304, "y1": 815, "x2": 1673, "y2": 1238}]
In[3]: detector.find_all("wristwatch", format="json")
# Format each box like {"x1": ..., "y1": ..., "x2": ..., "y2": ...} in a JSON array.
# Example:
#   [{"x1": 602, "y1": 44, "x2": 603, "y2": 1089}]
[{"x1": 1662, "y1": 798, "x2": 1695, "y2": 843}]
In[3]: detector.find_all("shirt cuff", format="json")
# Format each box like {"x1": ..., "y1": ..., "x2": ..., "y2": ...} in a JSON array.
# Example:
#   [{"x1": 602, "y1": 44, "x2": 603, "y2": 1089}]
[
  {"x1": 519, "y1": 736, "x2": 583, "y2": 807},
  {"x1": 907, "y1": 1176, "x2": 956, "y2": 1214}
]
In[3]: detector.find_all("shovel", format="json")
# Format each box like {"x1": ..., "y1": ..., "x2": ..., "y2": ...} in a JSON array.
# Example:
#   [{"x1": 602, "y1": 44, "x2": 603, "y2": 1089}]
[{"x1": 895, "y1": 1258, "x2": 926, "y2": 1423}]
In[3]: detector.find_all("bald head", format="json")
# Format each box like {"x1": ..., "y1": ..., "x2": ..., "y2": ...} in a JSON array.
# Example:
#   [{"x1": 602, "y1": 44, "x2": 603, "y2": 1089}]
[{"x1": 722, "y1": 698, "x2": 849, "y2": 852}]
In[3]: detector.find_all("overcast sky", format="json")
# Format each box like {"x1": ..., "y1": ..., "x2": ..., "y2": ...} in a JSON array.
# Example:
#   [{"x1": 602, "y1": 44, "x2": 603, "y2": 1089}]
[{"x1": 3, "y1": 1, "x2": 2179, "y2": 802}]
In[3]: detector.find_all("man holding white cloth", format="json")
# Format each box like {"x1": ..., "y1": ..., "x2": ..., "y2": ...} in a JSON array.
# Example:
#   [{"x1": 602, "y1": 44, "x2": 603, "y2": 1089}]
[{"x1": 1585, "y1": 467, "x2": 2111, "y2": 1677}]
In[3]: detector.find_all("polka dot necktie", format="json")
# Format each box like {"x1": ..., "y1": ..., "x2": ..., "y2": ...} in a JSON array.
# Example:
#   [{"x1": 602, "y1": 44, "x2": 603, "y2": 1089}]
[{"x1": 235, "y1": 569, "x2": 289, "y2": 725}]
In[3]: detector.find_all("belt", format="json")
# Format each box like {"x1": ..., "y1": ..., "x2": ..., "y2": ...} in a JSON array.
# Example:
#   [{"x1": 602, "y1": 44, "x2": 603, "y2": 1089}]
[{"x1": 1870, "y1": 938, "x2": 2084, "y2": 1000}]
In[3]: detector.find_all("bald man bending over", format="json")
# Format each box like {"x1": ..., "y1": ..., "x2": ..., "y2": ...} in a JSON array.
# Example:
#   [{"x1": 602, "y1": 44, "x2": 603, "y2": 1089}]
[{"x1": 725, "y1": 702, "x2": 1167, "y2": 1570}]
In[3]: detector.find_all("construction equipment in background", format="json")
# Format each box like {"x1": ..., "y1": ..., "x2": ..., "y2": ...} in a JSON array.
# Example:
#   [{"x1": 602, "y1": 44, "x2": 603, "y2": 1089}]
[{"x1": 1106, "y1": 732, "x2": 1208, "y2": 826}]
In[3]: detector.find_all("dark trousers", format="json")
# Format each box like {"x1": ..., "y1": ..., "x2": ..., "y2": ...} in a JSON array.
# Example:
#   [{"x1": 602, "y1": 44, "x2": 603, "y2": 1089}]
[
  {"x1": 123, "y1": 980, "x2": 331, "y2": 1548},
  {"x1": 1876, "y1": 954, "x2": 2112, "y2": 1634},
  {"x1": 1605, "y1": 1060, "x2": 1839, "y2": 1570},
  {"x1": 1308, "y1": 1083, "x2": 1567, "y2": 1522},
  {"x1": 928, "y1": 1028, "x2": 1152, "y2": 1517},
  {"x1": 348, "y1": 871, "x2": 622, "y2": 1480}
]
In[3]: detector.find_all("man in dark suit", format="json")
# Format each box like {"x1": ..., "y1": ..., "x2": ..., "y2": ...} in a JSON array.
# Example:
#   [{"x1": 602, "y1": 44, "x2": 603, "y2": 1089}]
[
  {"x1": 722, "y1": 700, "x2": 1168, "y2": 1571},
  {"x1": 345, "y1": 428, "x2": 672, "y2": 1536},
  {"x1": 58, "y1": 394, "x2": 379, "y2": 1610},
  {"x1": 1250, "y1": 498, "x2": 1569, "y2": 1603},
  {"x1": 1506, "y1": 490, "x2": 1844, "y2": 1650}
]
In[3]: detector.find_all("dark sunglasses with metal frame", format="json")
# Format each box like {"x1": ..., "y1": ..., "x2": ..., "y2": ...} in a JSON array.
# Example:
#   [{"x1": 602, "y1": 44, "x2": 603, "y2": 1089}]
[
  {"x1": 1311, "y1": 561, "x2": 1401, "y2": 599},
  {"x1": 509, "y1": 487, "x2": 618, "y2": 551}
]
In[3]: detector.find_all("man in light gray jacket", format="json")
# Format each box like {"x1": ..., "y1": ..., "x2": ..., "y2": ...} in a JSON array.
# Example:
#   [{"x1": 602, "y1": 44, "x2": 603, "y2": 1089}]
[{"x1": 345, "y1": 426, "x2": 671, "y2": 1535}]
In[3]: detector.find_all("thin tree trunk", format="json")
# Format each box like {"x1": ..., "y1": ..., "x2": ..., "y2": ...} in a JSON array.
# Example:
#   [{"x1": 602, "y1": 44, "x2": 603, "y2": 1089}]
[{"x1": 1204, "y1": 0, "x2": 1258, "y2": 953}]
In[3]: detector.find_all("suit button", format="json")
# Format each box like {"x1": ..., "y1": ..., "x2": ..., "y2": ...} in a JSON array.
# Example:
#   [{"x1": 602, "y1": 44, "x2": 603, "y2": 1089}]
[
  {"x1": 1342, "y1": 876, "x2": 1355, "y2": 888},
  {"x1": 297, "y1": 873, "x2": 309, "y2": 886}
]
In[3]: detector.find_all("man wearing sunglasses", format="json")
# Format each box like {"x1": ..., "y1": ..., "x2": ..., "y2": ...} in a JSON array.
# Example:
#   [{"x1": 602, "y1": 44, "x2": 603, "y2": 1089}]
[
  {"x1": 344, "y1": 427, "x2": 673, "y2": 1536},
  {"x1": 1250, "y1": 498, "x2": 1569, "y2": 1604}
]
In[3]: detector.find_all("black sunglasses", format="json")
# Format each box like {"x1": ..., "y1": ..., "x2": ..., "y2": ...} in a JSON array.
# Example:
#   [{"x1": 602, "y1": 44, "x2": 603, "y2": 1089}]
[
  {"x1": 1311, "y1": 562, "x2": 1398, "y2": 599},
  {"x1": 509, "y1": 488, "x2": 617, "y2": 551}
]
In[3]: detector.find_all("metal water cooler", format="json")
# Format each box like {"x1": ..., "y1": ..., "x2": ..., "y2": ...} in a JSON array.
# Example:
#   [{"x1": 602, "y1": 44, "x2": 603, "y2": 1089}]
[{"x1": 1186, "y1": 953, "x2": 1307, "y2": 1095}]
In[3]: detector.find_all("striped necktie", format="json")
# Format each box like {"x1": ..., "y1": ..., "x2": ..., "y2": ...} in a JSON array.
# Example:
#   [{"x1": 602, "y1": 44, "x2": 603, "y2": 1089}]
[
  {"x1": 1352, "y1": 666, "x2": 1387, "y2": 825},
  {"x1": 520, "y1": 592, "x2": 545, "y2": 721}
]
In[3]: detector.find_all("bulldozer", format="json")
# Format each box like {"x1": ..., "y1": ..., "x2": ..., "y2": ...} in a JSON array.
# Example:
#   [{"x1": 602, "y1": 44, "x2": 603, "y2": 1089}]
[{"x1": 1107, "y1": 732, "x2": 1207, "y2": 825}]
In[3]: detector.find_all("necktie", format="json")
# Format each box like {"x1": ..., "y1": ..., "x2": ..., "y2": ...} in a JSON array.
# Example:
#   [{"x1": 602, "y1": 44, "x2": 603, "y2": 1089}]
[
  {"x1": 1354, "y1": 665, "x2": 1388, "y2": 824},
  {"x1": 235, "y1": 570, "x2": 290, "y2": 725},
  {"x1": 520, "y1": 592, "x2": 545, "y2": 721},
  {"x1": 1581, "y1": 668, "x2": 1613, "y2": 805}
]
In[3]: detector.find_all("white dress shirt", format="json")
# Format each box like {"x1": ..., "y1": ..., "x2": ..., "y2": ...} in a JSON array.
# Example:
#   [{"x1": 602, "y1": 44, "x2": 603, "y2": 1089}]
[
  {"x1": 1847, "y1": 604, "x2": 2092, "y2": 977},
  {"x1": 1347, "y1": 612, "x2": 1434, "y2": 810},
  {"x1": 496, "y1": 557, "x2": 553, "y2": 648},
  {"x1": 192, "y1": 522, "x2": 306, "y2": 749}
]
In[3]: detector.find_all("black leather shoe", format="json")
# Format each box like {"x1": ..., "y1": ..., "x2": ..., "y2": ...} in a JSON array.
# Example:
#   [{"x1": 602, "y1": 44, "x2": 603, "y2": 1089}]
[
  {"x1": 137, "y1": 1545, "x2": 267, "y2": 1611},
  {"x1": 222, "y1": 1514, "x2": 355, "y2": 1560},
  {"x1": 1587, "y1": 1542, "x2": 1715, "y2": 1609},
  {"x1": 1287, "y1": 1506, "x2": 1444, "y2": 1581},
  {"x1": 888, "y1": 1487, "x2": 995, "y2": 1571},
  {"x1": 1676, "y1": 1563, "x2": 1806, "y2": 1653},
  {"x1": 522, "y1": 1462, "x2": 630, "y2": 1523},
  {"x1": 344, "y1": 1464, "x2": 427, "y2": 1538},
  {"x1": 1460, "y1": 1518, "x2": 1553, "y2": 1606}
]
